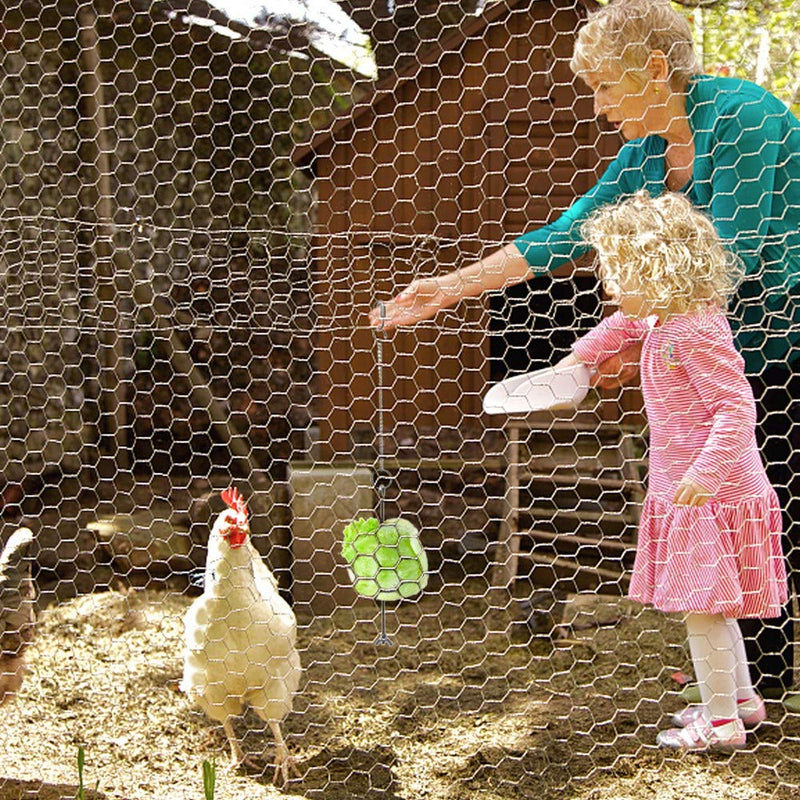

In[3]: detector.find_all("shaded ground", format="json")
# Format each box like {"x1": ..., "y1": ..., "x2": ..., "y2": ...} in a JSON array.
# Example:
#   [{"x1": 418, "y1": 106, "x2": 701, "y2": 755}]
[{"x1": 1, "y1": 580, "x2": 799, "y2": 799}]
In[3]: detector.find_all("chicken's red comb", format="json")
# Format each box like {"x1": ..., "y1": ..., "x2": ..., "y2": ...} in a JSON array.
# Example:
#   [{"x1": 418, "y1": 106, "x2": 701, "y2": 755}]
[{"x1": 221, "y1": 486, "x2": 249, "y2": 519}]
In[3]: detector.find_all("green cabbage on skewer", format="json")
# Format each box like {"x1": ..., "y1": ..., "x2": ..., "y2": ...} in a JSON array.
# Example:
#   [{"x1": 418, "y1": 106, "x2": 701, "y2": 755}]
[{"x1": 342, "y1": 517, "x2": 428, "y2": 601}]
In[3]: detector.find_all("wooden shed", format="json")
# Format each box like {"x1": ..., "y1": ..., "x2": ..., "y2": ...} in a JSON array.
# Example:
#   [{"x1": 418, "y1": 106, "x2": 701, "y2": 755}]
[{"x1": 294, "y1": 0, "x2": 621, "y2": 458}]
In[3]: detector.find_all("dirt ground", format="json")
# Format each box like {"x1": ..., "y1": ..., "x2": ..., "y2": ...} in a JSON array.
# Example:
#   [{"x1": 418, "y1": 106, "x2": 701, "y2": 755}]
[{"x1": 2, "y1": 579, "x2": 799, "y2": 800}]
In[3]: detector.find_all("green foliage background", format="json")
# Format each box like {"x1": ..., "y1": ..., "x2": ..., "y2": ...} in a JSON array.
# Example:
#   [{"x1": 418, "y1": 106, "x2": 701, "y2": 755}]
[{"x1": 678, "y1": 0, "x2": 800, "y2": 115}]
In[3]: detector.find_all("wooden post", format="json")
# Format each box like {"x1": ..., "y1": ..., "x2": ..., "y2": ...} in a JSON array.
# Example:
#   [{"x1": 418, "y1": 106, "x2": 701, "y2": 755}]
[
  {"x1": 492, "y1": 420, "x2": 520, "y2": 590},
  {"x1": 149, "y1": 308, "x2": 263, "y2": 478},
  {"x1": 76, "y1": 5, "x2": 131, "y2": 473}
]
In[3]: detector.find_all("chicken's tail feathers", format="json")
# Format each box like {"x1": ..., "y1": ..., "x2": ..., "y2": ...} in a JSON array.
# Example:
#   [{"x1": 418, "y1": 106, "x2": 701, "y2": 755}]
[
  {"x1": 221, "y1": 487, "x2": 249, "y2": 520},
  {"x1": 0, "y1": 528, "x2": 34, "y2": 570}
]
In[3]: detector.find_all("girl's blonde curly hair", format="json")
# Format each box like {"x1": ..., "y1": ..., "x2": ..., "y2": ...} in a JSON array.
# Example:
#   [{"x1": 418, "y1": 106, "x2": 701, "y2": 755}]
[
  {"x1": 570, "y1": 0, "x2": 699, "y2": 88},
  {"x1": 581, "y1": 191, "x2": 743, "y2": 315}
]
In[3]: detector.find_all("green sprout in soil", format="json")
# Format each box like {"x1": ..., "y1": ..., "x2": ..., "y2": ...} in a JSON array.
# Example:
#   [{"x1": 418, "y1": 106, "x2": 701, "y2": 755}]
[
  {"x1": 203, "y1": 758, "x2": 217, "y2": 800},
  {"x1": 76, "y1": 746, "x2": 99, "y2": 800}
]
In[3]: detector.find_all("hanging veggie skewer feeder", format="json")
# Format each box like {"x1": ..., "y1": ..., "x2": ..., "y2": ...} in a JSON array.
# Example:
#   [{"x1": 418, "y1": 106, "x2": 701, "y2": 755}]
[{"x1": 340, "y1": 302, "x2": 428, "y2": 645}]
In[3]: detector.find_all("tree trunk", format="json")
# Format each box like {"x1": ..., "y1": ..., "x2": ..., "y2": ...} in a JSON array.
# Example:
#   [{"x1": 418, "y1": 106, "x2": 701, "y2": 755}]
[{"x1": 76, "y1": 4, "x2": 132, "y2": 475}]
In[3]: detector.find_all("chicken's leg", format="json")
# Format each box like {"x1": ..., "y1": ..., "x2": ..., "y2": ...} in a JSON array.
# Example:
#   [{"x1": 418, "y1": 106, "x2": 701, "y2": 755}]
[
  {"x1": 222, "y1": 718, "x2": 246, "y2": 767},
  {"x1": 269, "y1": 720, "x2": 299, "y2": 786}
]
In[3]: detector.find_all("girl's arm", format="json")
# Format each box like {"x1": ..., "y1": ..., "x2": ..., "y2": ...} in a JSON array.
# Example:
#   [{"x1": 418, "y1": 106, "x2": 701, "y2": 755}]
[
  {"x1": 590, "y1": 342, "x2": 643, "y2": 389},
  {"x1": 675, "y1": 315, "x2": 757, "y2": 497},
  {"x1": 570, "y1": 311, "x2": 652, "y2": 369}
]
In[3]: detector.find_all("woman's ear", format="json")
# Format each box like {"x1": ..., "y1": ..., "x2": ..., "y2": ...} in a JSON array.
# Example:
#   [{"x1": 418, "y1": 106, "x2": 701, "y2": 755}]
[{"x1": 646, "y1": 50, "x2": 670, "y2": 85}]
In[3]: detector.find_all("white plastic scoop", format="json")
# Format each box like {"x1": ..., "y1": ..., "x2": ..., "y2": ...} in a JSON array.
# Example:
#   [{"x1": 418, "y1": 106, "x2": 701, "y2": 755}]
[{"x1": 482, "y1": 362, "x2": 593, "y2": 415}]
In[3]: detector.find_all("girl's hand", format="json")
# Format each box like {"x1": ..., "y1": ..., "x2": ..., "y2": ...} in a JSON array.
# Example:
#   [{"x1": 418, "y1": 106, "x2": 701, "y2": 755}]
[
  {"x1": 553, "y1": 352, "x2": 584, "y2": 370},
  {"x1": 673, "y1": 478, "x2": 713, "y2": 507},
  {"x1": 591, "y1": 342, "x2": 642, "y2": 389},
  {"x1": 368, "y1": 278, "x2": 450, "y2": 330}
]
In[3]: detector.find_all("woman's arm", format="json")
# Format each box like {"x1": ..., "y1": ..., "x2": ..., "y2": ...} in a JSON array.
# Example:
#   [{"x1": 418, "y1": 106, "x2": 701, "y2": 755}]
[
  {"x1": 367, "y1": 243, "x2": 530, "y2": 329},
  {"x1": 513, "y1": 148, "x2": 633, "y2": 271},
  {"x1": 370, "y1": 143, "x2": 640, "y2": 330}
]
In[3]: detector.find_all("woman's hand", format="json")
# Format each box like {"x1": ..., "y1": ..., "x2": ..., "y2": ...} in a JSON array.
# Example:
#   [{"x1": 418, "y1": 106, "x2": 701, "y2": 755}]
[
  {"x1": 591, "y1": 342, "x2": 642, "y2": 389},
  {"x1": 673, "y1": 478, "x2": 713, "y2": 508},
  {"x1": 368, "y1": 278, "x2": 454, "y2": 330},
  {"x1": 368, "y1": 244, "x2": 532, "y2": 331}
]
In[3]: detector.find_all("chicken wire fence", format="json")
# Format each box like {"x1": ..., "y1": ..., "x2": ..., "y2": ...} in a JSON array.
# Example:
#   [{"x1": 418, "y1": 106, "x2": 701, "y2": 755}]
[{"x1": 0, "y1": 0, "x2": 798, "y2": 798}]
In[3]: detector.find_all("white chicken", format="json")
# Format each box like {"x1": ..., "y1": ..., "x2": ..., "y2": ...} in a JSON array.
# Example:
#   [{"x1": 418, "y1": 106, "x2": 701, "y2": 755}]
[{"x1": 181, "y1": 487, "x2": 301, "y2": 784}]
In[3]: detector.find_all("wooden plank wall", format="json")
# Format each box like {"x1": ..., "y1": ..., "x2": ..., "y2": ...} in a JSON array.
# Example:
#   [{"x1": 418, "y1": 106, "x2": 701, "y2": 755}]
[{"x1": 312, "y1": 2, "x2": 633, "y2": 457}]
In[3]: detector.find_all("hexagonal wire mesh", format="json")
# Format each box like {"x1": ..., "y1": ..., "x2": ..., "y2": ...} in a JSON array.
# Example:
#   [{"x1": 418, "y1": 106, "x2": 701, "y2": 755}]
[{"x1": 0, "y1": 0, "x2": 798, "y2": 797}]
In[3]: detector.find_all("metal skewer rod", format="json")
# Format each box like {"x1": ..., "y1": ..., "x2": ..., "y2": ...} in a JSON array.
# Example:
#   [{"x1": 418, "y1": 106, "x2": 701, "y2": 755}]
[{"x1": 374, "y1": 301, "x2": 393, "y2": 647}]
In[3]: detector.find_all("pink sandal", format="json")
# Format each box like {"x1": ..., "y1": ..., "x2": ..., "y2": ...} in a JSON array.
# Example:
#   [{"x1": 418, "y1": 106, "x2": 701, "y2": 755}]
[
  {"x1": 657, "y1": 718, "x2": 746, "y2": 752},
  {"x1": 671, "y1": 695, "x2": 766, "y2": 729}
]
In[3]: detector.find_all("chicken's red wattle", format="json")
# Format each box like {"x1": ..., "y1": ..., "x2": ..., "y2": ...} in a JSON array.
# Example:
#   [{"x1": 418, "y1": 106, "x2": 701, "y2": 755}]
[{"x1": 225, "y1": 525, "x2": 247, "y2": 549}]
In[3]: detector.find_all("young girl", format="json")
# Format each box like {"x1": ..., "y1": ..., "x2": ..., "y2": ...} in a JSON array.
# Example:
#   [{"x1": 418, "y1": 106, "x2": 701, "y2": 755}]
[{"x1": 561, "y1": 190, "x2": 787, "y2": 751}]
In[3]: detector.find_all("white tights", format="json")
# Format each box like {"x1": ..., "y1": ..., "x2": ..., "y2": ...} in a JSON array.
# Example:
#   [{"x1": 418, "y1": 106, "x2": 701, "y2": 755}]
[{"x1": 685, "y1": 612, "x2": 755, "y2": 721}]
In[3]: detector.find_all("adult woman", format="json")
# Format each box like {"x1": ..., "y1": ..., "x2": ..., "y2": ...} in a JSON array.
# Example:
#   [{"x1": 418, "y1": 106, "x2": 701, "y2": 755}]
[{"x1": 368, "y1": 0, "x2": 800, "y2": 700}]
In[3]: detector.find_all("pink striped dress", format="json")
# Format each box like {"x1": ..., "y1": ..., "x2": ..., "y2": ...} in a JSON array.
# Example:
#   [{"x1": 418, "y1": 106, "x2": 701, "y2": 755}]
[{"x1": 572, "y1": 306, "x2": 787, "y2": 618}]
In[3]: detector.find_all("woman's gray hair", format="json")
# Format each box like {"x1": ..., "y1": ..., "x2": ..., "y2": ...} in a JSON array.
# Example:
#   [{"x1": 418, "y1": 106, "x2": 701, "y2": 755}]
[{"x1": 570, "y1": 0, "x2": 700, "y2": 87}]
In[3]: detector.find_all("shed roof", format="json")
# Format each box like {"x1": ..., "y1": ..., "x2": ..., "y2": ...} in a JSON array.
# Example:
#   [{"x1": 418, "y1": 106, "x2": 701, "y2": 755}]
[{"x1": 292, "y1": 0, "x2": 597, "y2": 168}]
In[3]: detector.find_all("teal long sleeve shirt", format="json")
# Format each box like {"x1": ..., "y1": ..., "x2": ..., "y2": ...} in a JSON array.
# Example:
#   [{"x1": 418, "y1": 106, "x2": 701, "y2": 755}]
[{"x1": 513, "y1": 74, "x2": 800, "y2": 374}]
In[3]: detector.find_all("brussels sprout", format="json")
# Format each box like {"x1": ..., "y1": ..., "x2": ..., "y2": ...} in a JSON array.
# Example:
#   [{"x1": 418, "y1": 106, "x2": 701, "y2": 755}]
[
  {"x1": 341, "y1": 516, "x2": 428, "y2": 601},
  {"x1": 375, "y1": 546, "x2": 400, "y2": 568},
  {"x1": 376, "y1": 525, "x2": 399, "y2": 546}
]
